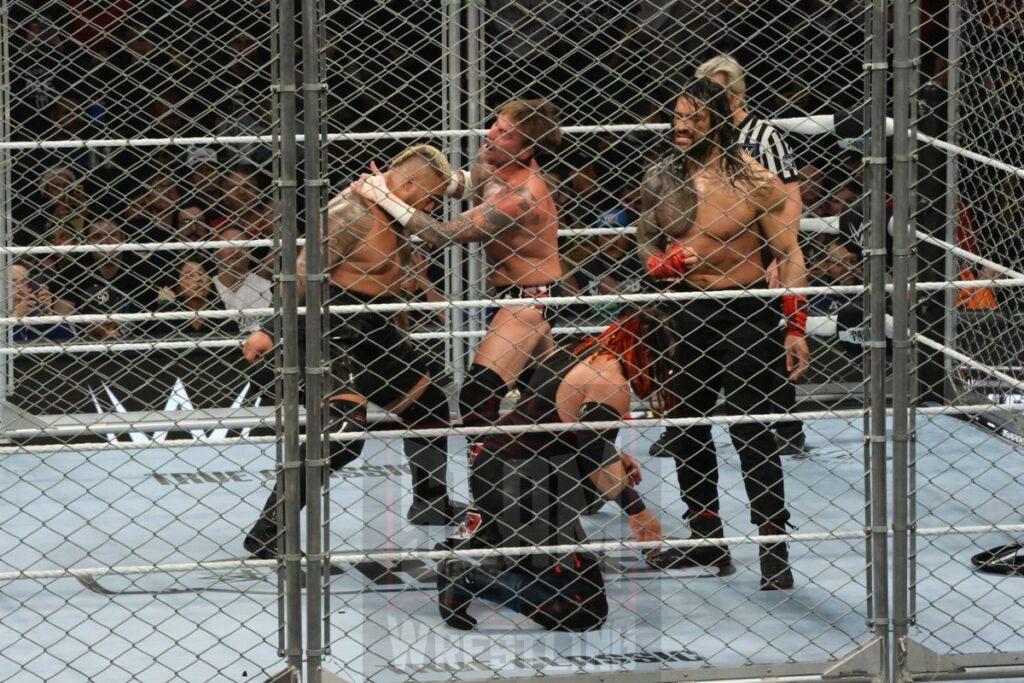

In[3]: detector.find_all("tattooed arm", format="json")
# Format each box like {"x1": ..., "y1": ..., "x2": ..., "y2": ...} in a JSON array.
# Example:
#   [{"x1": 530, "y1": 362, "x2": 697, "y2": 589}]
[
  {"x1": 356, "y1": 176, "x2": 535, "y2": 248},
  {"x1": 296, "y1": 196, "x2": 377, "y2": 299},
  {"x1": 636, "y1": 165, "x2": 667, "y2": 264}
]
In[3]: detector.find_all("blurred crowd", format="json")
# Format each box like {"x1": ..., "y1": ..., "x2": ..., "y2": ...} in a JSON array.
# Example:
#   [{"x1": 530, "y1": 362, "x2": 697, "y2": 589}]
[{"x1": 7, "y1": 0, "x2": 1015, "y2": 344}]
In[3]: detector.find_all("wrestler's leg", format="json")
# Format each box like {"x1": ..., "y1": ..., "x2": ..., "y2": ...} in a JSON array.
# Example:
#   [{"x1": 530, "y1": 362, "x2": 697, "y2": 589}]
[
  {"x1": 721, "y1": 320, "x2": 794, "y2": 590},
  {"x1": 772, "y1": 379, "x2": 808, "y2": 457},
  {"x1": 388, "y1": 376, "x2": 465, "y2": 525},
  {"x1": 460, "y1": 304, "x2": 550, "y2": 430},
  {"x1": 243, "y1": 393, "x2": 368, "y2": 559},
  {"x1": 655, "y1": 314, "x2": 732, "y2": 567}
]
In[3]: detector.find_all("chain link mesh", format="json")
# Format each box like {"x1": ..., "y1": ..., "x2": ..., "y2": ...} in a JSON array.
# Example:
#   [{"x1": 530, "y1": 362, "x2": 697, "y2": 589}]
[
  {"x1": 2, "y1": 1, "x2": 1023, "y2": 682},
  {"x1": 2, "y1": 3, "x2": 285, "y2": 681},
  {"x1": 906, "y1": 0, "x2": 1024, "y2": 675}
]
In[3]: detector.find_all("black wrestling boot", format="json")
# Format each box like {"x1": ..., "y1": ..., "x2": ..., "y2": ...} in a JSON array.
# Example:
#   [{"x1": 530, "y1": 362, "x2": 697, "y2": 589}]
[
  {"x1": 408, "y1": 497, "x2": 468, "y2": 526},
  {"x1": 243, "y1": 495, "x2": 279, "y2": 560},
  {"x1": 648, "y1": 512, "x2": 732, "y2": 569},
  {"x1": 436, "y1": 557, "x2": 478, "y2": 630},
  {"x1": 758, "y1": 523, "x2": 794, "y2": 590},
  {"x1": 405, "y1": 432, "x2": 467, "y2": 526}
]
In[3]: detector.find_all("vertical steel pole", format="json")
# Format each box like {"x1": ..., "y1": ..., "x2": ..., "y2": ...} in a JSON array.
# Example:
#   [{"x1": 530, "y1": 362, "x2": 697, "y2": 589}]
[
  {"x1": 444, "y1": 0, "x2": 466, "y2": 385},
  {"x1": 302, "y1": 0, "x2": 325, "y2": 678},
  {"x1": 862, "y1": 0, "x2": 889, "y2": 632},
  {"x1": 865, "y1": 0, "x2": 891, "y2": 679},
  {"x1": 942, "y1": 4, "x2": 961, "y2": 387},
  {"x1": 892, "y1": 0, "x2": 913, "y2": 678},
  {"x1": 277, "y1": 0, "x2": 304, "y2": 672},
  {"x1": 465, "y1": 0, "x2": 486, "y2": 354},
  {"x1": 317, "y1": 0, "x2": 332, "y2": 658},
  {"x1": 268, "y1": 0, "x2": 288, "y2": 657},
  {"x1": 909, "y1": 0, "x2": 925, "y2": 626},
  {"x1": 0, "y1": 0, "x2": 12, "y2": 427}
]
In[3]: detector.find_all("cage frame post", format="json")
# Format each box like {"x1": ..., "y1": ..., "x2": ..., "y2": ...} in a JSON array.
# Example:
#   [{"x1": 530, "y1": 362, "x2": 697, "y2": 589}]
[
  {"x1": 302, "y1": 0, "x2": 328, "y2": 678},
  {"x1": 865, "y1": 0, "x2": 893, "y2": 680},
  {"x1": 276, "y1": 0, "x2": 305, "y2": 672}
]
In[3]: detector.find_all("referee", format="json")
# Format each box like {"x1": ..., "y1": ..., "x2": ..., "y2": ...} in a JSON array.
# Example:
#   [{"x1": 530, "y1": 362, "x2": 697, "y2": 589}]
[{"x1": 650, "y1": 54, "x2": 810, "y2": 458}]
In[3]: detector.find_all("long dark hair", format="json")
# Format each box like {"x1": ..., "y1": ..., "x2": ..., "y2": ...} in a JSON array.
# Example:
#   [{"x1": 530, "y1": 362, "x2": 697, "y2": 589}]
[
  {"x1": 573, "y1": 307, "x2": 677, "y2": 412},
  {"x1": 640, "y1": 79, "x2": 762, "y2": 251},
  {"x1": 673, "y1": 77, "x2": 758, "y2": 186}
]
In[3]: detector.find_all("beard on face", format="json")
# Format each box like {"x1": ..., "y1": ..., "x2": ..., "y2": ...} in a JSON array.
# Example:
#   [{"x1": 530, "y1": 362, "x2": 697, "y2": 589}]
[{"x1": 677, "y1": 134, "x2": 714, "y2": 163}]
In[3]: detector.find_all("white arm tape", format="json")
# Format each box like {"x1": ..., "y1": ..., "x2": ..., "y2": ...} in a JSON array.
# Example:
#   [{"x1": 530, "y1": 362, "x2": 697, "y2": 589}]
[
  {"x1": 377, "y1": 194, "x2": 414, "y2": 228},
  {"x1": 446, "y1": 169, "x2": 470, "y2": 197}
]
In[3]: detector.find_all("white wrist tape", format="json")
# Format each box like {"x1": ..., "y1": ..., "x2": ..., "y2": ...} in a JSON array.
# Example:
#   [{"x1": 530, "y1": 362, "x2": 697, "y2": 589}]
[
  {"x1": 378, "y1": 194, "x2": 414, "y2": 227},
  {"x1": 446, "y1": 169, "x2": 469, "y2": 196}
]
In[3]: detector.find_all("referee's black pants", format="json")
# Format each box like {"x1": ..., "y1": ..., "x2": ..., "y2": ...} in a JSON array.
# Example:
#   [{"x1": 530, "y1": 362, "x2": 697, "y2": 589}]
[{"x1": 661, "y1": 288, "x2": 791, "y2": 528}]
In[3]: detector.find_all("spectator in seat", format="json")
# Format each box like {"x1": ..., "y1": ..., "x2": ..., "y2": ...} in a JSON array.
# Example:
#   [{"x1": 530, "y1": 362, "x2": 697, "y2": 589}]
[
  {"x1": 822, "y1": 181, "x2": 860, "y2": 218},
  {"x1": 69, "y1": 218, "x2": 155, "y2": 340},
  {"x1": 806, "y1": 240, "x2": 863, "y2": 316},
  {"x1": 30, "y1": 224, "x2": 83, "y2": 315},
  {"x1": 213, "y1": 163, "x2": 273, "y2": 238},
  {"x1": 809, "y1": 240, "x2": 862, "y2": 288},
  {"x1": 10, "y1": 16, "x2": 63, "y2": 140},
  {"x1": 150, "y1": 259, "x2": 232, "y2": 338},
  {"x1": 126, "y1": 171, "x2": 182, "y2": 243},
  {"x1": 211, "y1": 226, "x2": 272, "y2": 333},
  {"x1": 577, "y1": 204, "x2": 645, "y2": 324},
  {"x1": 797, "y1": 164, "x2": 829, "y2": 217},
  {"x1": 35, "y1": 166, "x2": 88, "y2": 238},
  {"x1": 212, "y1": 29, "x2": 273, "y2": 165},
  {"x1": 125, "y1": 171, "x2": 184, "y2": 289},
  {"x1": 184, "y1": 148, "x2": 225, "y2": 223},
  {"x1": 177, "y1": 203, "x2": 212, "y2": 253},
  {"x1": 9, "y1": 262, "x2": 75, "y2": 342}
]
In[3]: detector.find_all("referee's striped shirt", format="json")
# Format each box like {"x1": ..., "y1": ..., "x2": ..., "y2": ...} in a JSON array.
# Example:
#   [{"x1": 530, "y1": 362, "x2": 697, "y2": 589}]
[{"x1": 738, "y1": 116, "x2": 799, "y2": 184}]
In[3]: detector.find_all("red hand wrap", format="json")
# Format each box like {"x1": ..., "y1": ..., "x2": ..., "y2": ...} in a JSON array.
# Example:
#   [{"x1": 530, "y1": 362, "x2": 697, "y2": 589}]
[
  {"x1": 782, "y1": 294, "x2": 808, "y2": 338},
  {"x1": 646, "y1": 244, "x2": 690, "y2": 279}
]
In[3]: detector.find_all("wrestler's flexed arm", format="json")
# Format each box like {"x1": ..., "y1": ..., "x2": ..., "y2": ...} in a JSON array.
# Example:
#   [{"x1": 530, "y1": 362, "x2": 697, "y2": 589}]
[
  {"x1": 446, "y1": 150, "x2": 497, "y2": 204},
  {"x1": 755, "y1": 174, "x2": 811, "y2": 380},
  {"x1": 354, "y1": 172, "x2": 535, "y2": 247}
]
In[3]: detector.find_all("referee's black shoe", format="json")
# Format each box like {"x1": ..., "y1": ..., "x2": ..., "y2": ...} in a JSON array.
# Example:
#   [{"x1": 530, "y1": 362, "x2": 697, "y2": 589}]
[
  {"x1": 758, "y1": 523, "x2": 794, "y2": 590},
  {"x1": 648, "y1": 430, "x2": 675, "y2": 458},
  {"x1": 409, "y1": 497, "x2": 468, "y2": 526},
  {"x1": 775, "y1": 430, "x2": 810, "y2": 458},
  {"x1": 655, "y1": 512, "x2": 732, "y2": 569}
]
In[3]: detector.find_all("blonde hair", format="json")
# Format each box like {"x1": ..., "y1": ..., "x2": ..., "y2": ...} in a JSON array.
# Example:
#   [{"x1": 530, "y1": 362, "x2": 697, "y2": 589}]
[
  {"x1": 389, "y1": 143, "x2": 452, "y2": 180},
  {"x1": 695, "y1": 55, "x2": 746, "y2": 96}
]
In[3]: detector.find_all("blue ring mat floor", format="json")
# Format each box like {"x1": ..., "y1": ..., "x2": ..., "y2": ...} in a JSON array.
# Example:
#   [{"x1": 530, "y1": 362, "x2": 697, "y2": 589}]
[{"x1": 2, "y1": 413, "x2": 1023, "y2": 682}]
